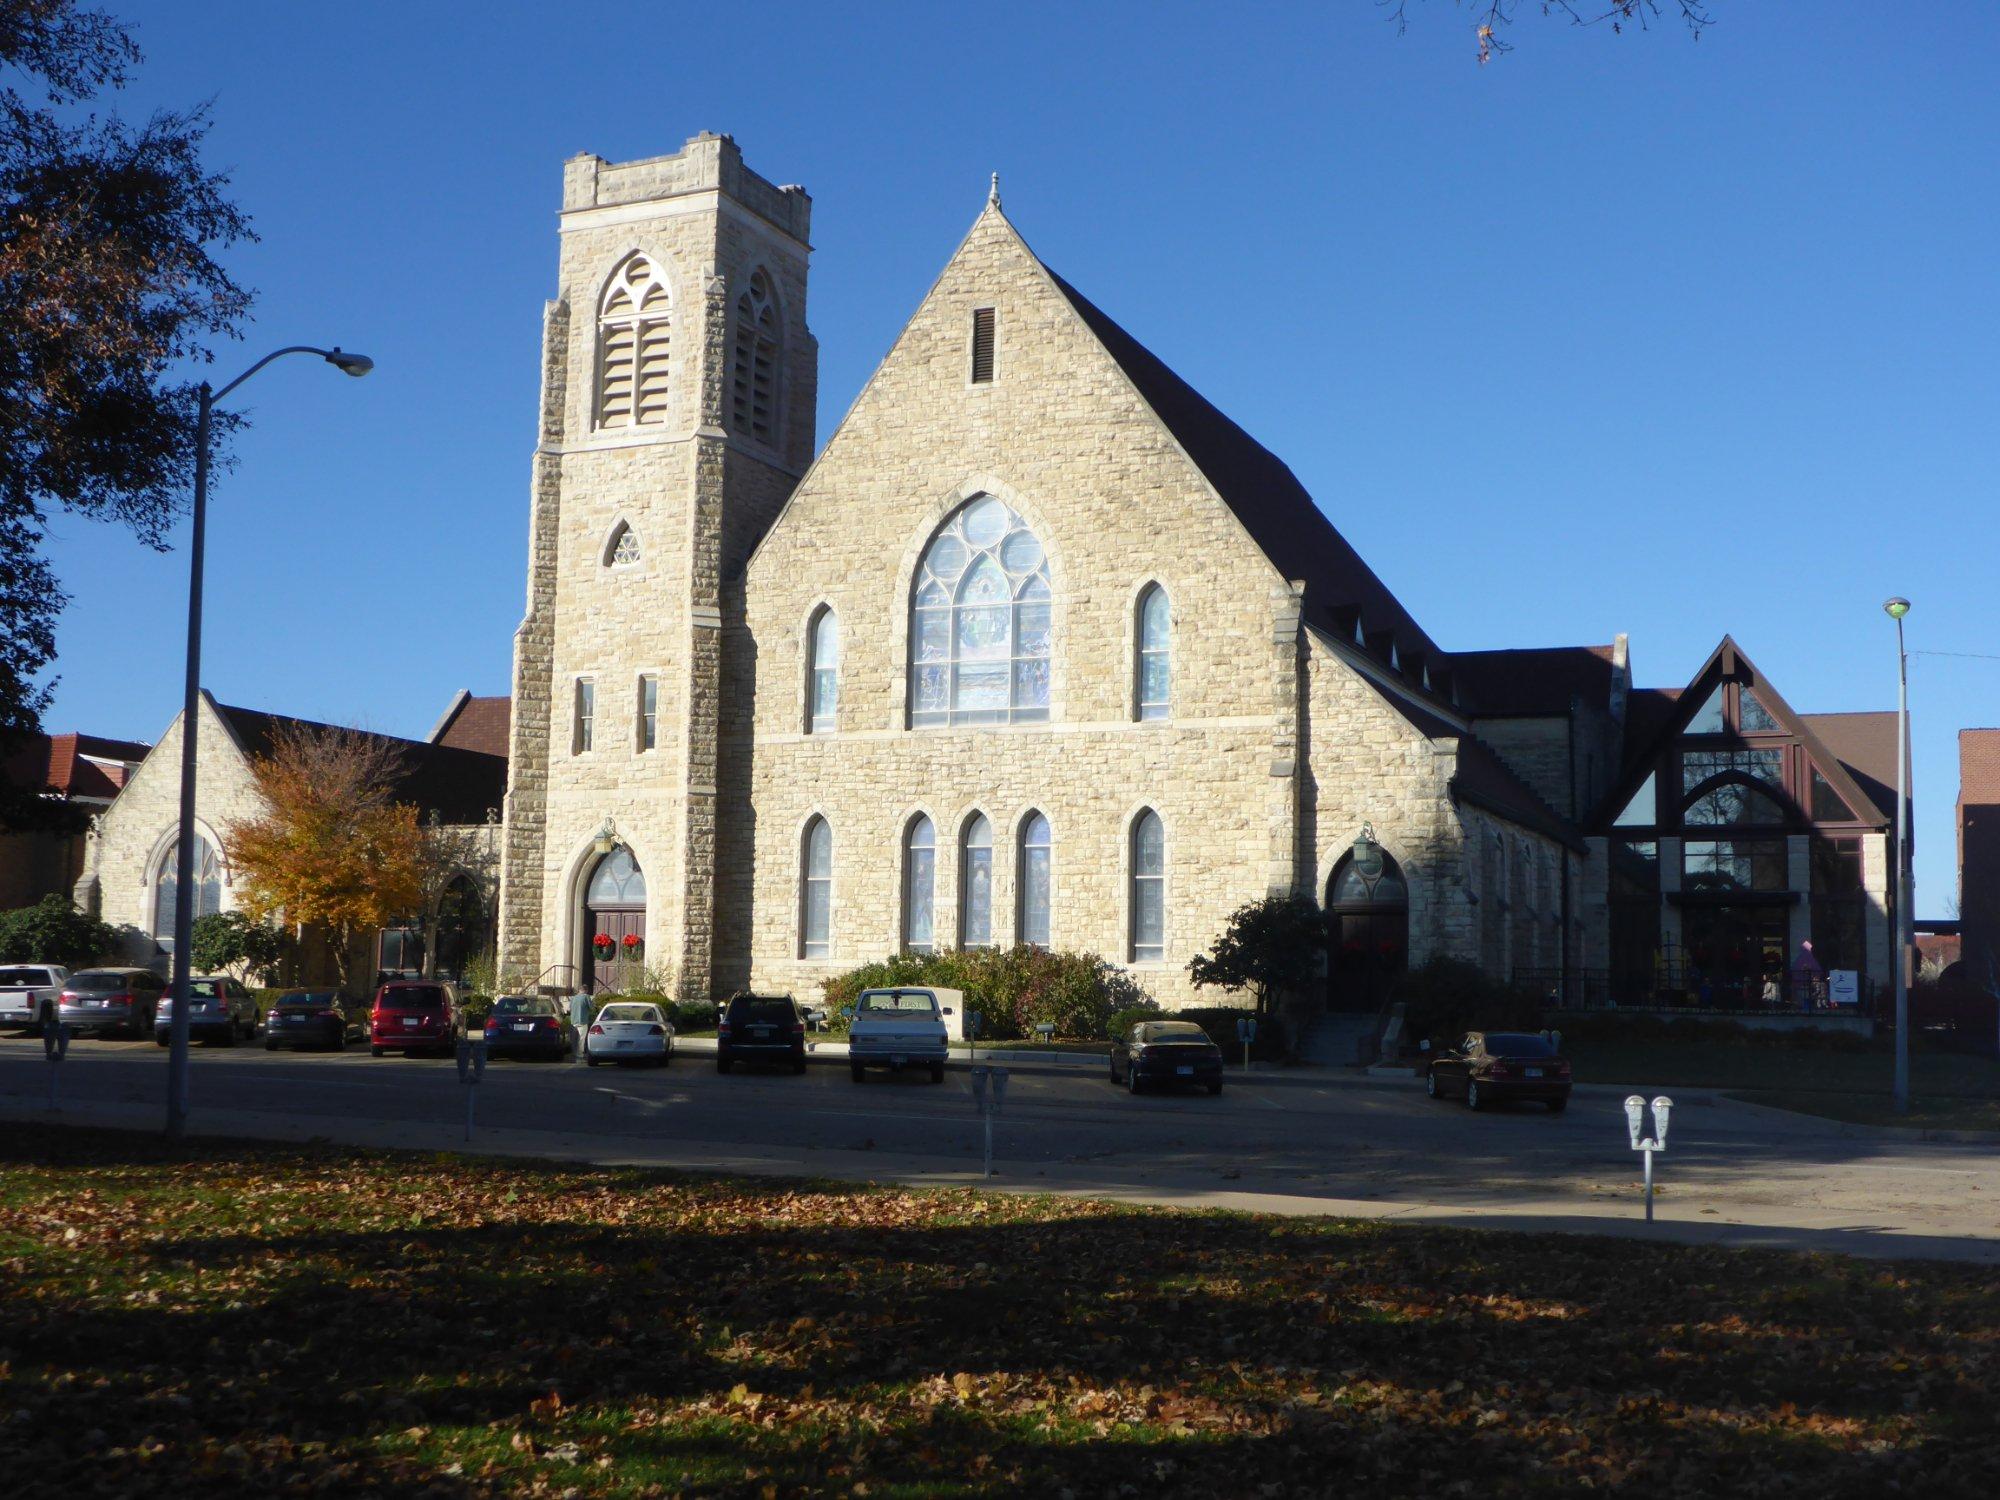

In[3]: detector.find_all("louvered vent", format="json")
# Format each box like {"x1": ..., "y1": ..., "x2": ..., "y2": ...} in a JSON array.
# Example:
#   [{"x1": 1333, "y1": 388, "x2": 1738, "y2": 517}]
[
  {"x1": 970, "y1": 307, "x2": 995, "y2": 383},
  {"x1": 731, "y1": 269, "x2": 781, "y2": 443},
  {"x1": 597, "y1": 254, "x2": 671, "y2": 429}
]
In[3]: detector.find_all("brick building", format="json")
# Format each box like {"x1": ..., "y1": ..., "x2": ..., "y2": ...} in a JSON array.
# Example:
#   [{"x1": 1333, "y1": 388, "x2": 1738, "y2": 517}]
[
  {"x1": 499, "y1": 133, "x2": 1902, "y2": 1012},
  {"x1": 1960, "y1": 729, "x2": 2000, "y2": 988},
  {"x1": 0, "y1": 732, "x2": 149, "y2": 910}
]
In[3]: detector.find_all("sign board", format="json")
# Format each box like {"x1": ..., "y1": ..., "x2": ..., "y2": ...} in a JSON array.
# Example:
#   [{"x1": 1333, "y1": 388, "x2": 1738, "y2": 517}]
[{"x1": 1827, "y1": 970, "x2": 1860, "y2": 1007}]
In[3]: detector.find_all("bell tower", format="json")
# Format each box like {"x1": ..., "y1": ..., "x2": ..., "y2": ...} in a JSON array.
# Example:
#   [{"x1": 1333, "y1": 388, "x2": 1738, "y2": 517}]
[{"x1": 500, "y1": 133, "x2": 815, "y2": 998}]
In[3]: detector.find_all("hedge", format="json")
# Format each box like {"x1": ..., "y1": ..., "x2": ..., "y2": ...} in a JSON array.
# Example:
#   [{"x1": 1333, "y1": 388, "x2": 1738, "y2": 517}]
[{"x1": 822, "y1": 948, "x2": 1153, "y2": 1042}]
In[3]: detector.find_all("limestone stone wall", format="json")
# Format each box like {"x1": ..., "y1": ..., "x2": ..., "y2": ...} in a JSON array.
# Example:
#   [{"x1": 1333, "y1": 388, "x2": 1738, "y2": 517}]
[
  {"x1": 504, "y1": 134, "x2": 814, "y2": 998},
  {"x1": 720, "y1": 204, "x2": 1322, "y2": 1007},
  {"x1": 1471, "y1": 717, "x2": 1570, "y2": 819}
]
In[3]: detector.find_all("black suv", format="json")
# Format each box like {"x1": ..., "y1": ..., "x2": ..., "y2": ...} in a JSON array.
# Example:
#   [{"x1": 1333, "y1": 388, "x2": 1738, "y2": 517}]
[{"x1": 716, "y1": 992, "x2": 807, "y2": 1074}]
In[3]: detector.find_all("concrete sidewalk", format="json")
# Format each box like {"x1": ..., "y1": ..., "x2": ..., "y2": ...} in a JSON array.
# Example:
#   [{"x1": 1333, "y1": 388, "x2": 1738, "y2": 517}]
[{"x1": 8, "y1": 1092, "x2": 1996, "y2": 1266}]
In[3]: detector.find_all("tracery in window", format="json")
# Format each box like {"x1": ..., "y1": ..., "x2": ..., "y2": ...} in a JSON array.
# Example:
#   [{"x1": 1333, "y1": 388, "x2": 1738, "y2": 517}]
[
  {"x1": 731, "y1": 268, "x2": 780, "y2": 442},
  {"x1": 154, "y1": 834, "x2": 223, "y2": 947},
  {"x1": 597, "y1": 254, "x2": 671, "y2": 428},
  {"x1": 910, "y1": 495, "x2": 1051, "y2": 727},
  {"x1": 605, "y1": 521, "x2": 641, "y2": 567}
]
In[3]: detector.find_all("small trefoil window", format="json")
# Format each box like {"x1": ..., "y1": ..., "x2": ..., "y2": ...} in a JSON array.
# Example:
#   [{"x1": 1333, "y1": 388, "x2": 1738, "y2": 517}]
[{"x1": 607, "y1": 522, "x2": 641, "y2": 567}]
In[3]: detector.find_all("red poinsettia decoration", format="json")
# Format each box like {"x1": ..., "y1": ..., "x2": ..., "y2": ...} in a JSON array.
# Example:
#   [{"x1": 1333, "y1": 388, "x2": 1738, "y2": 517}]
[
  {"x1": 592, "y1": 932, "x2": 615, "y2": 952},
  {"x1": 1378, "y1": 940, "x2": 1400, "y2": 958},
  {"x1": 622, "y1": 933, "x2": 642, "y2": 951}
]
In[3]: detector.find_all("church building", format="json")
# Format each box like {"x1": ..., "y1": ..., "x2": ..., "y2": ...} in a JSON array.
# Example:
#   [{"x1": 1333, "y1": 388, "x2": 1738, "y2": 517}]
[{"x1": 498, "y1": 133, "x2": 1901, "y2": 1014}]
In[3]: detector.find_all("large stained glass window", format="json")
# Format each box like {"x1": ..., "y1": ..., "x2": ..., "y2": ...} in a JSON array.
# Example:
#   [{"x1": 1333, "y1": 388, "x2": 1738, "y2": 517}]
[{"x1": 910, "y1": 495, "x2": 1051, "y2": 727}]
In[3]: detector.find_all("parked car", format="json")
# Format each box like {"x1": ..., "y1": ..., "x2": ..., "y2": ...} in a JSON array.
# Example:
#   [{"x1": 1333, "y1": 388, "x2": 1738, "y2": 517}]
[
  {"x1": 583, "y1": 1000, "x2": 674, "y2": 1067},
  {"x1": 482, "y1": 995, "x2": 575, "y2": 1061},
  {"x1": 368, "y1": 980, "x2": 460, "y2": 1057},
  {"x1": 155, "y1": 975, "x2": 259, "y2": 1046},
  {"x1": 0, "y1": 964, "x2": 67, "y2": 1032},
  {"x1": 264, "y1": 989, "x2": 367, "y2": 1051},
  {"x1": 1110, "y1": 1019, "x2": 1224, "y2": 1095},
  {"x1": 1426, "y1": 1031, "x2": 1573, "y2": 1113},
  {"x1": 847, "y1": 987, "x2": 951, "y2": 1083},
  {"x1": 58, "y1": 968, "x2": 168, "y2": 1039},
  {"x1": 717, "y1": 992, "x2": 808, "y2": 1074}
]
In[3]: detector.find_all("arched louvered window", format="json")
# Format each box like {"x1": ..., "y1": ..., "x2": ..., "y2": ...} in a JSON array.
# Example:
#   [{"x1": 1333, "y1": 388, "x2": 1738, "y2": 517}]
[
  {"x1": 800, "y1": 816, "x2": 832, "y2": 959},
  {"x1": 959, "y1": 813, "x2": 993, "y2": 948},
  {"x1": 1018, "y1": 811, "x2": 1052, "y2": 949},
  {"x1": 597, "y1": 254, "x2": 672, "y2": 429},
  {"x1": 910, "y1": 494, "x2": 1051, "y2": 727},
  {"x1": 1130, "y1": 810, "x2": 1165, "y2": 961},
  {"x1": 605, "y1": 520, "x2": 641, "y2": 567},
  {"x1": 807, "y1": 607, "x2": 839, "y2": 734},
  {"x1": 1136, "y1": 583, "x2": 1170, "y2": 721},
  {"x1": 903, "y1": 815, "x2": 936, "y2": 954},
  {"x1": 731, "y1": 268, "x2": 781, "y2": 443}
]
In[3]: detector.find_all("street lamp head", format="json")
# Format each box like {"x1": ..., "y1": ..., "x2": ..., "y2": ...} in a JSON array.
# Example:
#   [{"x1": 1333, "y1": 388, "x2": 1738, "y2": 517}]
[
  {"x1": 1883, "y1": 597, "x2": 1910, "y2": 620},
  {"x1": 324, "y1": 348, "x2": 374, "y2": 378}
]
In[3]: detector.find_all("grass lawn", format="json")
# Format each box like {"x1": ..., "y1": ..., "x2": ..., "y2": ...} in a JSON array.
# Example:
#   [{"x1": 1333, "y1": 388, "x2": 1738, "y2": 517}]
[
  {"x1": 1563, "y1": 1038, "x2": 2000, "y2": 1127},
  {"x1": 4, "y1": 1128, "x2": 1998, "y2": 1497}
]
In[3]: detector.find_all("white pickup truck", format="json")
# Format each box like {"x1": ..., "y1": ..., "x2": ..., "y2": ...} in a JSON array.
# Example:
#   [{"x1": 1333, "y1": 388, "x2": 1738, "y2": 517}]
[
  {"x1": 846, "y1": 987, "x2": 959, "y2": 1083},
  {"x1": 0, "y1": 964, "x2": 67, "y2": 1032}
]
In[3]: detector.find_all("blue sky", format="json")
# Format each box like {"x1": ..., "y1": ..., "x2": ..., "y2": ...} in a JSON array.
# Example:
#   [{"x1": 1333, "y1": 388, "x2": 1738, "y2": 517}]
[{"x1": 33, "y1": 2, "x2": 1996, "y2": 913}]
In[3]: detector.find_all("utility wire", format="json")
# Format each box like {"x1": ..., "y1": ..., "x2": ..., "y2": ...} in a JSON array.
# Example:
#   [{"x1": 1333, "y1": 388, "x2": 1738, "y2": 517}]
[{"x1": 1910, "y1": 650, "x2": 2000, "y2": 662}]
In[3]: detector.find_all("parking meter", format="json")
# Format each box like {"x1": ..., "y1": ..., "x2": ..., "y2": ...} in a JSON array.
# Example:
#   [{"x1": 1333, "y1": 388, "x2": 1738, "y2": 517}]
[
  {"x1": 969, "y1": 1065, "x2": 1008, "y2": 1177},
  {"x1": 42, "y1": 1013, "x2": 69, "y2": 1114},
  {"x1": 1625, "y1": 1094, "x2": 1673, "y2": 1222},
  {"x1": 1624, "y1": 1094, "x2": 1645, "y2": 1150},
  {"x1": 1236, "y1": 1016, "x2": 1256, "y2": 1071},
  {"x1": 455, "y1": 1037, "x2": 487, "y2": 1141},
  {"x1": 1652, "y1": 1095, "x2": 1672, "y2": 1147}
]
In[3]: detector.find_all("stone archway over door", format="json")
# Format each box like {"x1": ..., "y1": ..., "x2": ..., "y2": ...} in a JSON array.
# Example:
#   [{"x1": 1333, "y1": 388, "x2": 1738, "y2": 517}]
[
  {"x1": 1326, "y1": 850, "x2": 1409, "y2": 1013},
  {"x1": 583, "y1": 847, "x2": 647, "y2": 991}
]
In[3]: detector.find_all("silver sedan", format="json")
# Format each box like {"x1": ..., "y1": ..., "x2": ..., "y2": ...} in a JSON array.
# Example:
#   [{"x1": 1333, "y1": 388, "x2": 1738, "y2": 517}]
[{"x1": 583, "y1": 1002, "x2": 675, "y2": 1067}]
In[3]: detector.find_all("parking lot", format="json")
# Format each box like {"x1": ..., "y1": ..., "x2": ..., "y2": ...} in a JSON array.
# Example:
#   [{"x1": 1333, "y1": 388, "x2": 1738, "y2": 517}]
[{"x1": 5, "y1": 1030, "x2": 1999, "y2": 1261}]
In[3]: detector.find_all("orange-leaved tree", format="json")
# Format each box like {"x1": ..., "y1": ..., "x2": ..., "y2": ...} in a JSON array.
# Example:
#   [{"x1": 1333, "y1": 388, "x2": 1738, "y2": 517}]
[{"x1": 224, "y1": 723, "x2": 423, "y2": 996}]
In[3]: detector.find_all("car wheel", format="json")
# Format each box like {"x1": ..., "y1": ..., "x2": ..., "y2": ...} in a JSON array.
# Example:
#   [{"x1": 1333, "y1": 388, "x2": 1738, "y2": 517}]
[
  {"x1": 1108, "y1": 1058, "x2": 1120, "y2": 1084},
  {"x1": 850, "y1": 1063, "x2": 865, "y2": 1083},
  {"x1": 717, "y1": 1057, "x2": 733, "y2": 1074},
  {"x1": 796, "y1": 1059, "x2": 810, "y2": 1076},
  {"x1": 370, "y1": 1046, "x2": 385, "y2": 1058},
  {"x1": 586, "y1": 1057, "x2": 599, "y2": 1068},
  {"x1": 1425, "y1": 1069, "x2": 1439, "y2": 1099},
  {"x1": 1547, "y1": 1097, "x2": 1568, "y2": 1115},
  {"x1": 1465, "y1": 1079, "x2": 1484, "y2": 1112},
  {"x1": 1127, "y1": 1066, "x2": 1143, "y2": 1095},
  {"x1": 264, "y1": 1039, "x2": 277, "y2": 1052},
  {"x1": 929, "y1": 1061, "x2": 944, "y2": 1083},
  {"x1": 155, "y1": 1034, "x2": 169, "y2": 1048}
]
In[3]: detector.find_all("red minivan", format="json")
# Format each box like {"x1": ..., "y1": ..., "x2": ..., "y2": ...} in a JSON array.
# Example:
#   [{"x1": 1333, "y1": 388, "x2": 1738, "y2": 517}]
[{"x1": 369, "y1": 980, "x2": 461, "y2": 1057}]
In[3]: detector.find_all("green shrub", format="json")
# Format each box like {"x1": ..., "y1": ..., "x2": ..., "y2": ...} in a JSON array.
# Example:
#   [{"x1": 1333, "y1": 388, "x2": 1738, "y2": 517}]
[
  {"x1": 0, "y1": 894, "x2": 118, "y2": 968},
  {"x1": 1107, "y1": 1002, "x2": 1164, "y2": 1041},
  {"x1": 822, "y1": 948, "x2": 1151, "y2": 1041},
  {"x1": 249, "y1": 987, "x2": 287, "y2": 1020},
  {"x1": 1551, "y1": 1011, "x2": 1877, "y2": 1052},
  {"x1": 189, "y1": 910, "x2": 290, "y2": 982},
  {"x1": 1392, "y1": 958, "x2": 1542, "y2": 1051},
  {"x1": 670, "y1": 999, "x2": 717, "y2": 1032},
  {"x1": 1175, "y1": 1005, "x2": 1288, "y2": 1061},
  {"x1": 459, "y1": 995, "x2": 494, "y2": 1032}
]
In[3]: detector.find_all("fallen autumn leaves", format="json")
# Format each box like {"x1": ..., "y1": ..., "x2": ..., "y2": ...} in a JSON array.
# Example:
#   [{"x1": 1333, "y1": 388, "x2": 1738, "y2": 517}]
[{"x1": 0, "y1": 1126, "x2": 1995, "y2": 1497}]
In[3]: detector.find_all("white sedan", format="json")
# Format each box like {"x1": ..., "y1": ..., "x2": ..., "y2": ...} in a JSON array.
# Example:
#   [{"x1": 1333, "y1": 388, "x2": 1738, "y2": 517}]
[{"x1": 583, "y1": 1002, "x2": 675, "y2": 1067}]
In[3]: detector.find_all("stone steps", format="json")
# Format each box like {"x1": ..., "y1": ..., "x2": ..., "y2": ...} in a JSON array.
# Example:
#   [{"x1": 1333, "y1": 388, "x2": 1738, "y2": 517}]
[{"x1": 1295, "y1": 1012, "x2": 1379, "y2": 1068}]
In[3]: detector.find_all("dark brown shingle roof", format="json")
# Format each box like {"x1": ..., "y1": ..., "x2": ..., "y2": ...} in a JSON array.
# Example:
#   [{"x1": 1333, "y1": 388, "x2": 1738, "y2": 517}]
[
  {"x1": 1453, "y1": 645, "x2": 1618, "y2": 718},
  {"x1": 215, "y1": 701, "x2": 505, "y2": 826},
  {"x1": 1798, "y1": 711, "x2": 1898, "y2": 825},
  {"x1": 430, "y1": 693, "x2": 513, "y2": 758}
]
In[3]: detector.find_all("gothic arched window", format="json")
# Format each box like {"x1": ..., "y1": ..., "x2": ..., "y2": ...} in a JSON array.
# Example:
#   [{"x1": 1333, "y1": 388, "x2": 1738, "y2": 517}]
[
  {"x1": 596, "y1": 253, "x2": 671, "y2": 429},
  {"x1": 1135, "y1": 583, "x2": 1170, "y2": 721},
  {"x1": 807, "y1": 606, "x2": 839, "y2": 734},
  {"x1": 605, "y1": 520, "x2": 641, "y2": 567},
  {"x1": 1130, "y1": 810, "x2": 1165, "y2": 961},
  {"x1": 959, "y1": 812, "x2": 993, "y2": 948},
  {"x1": 903, "y1": 815, "x2": 936, "y2": 954},
  {"x1": 910, "y1": 494, "x2": 1051, "y2": 727},
  {"x1": 1018, "y1": 811, "x2": 1052, "y2": 949},
  {"x1": 731, "y1": 268, "x2": 781, "y2": 443},
  {"x1": 800, "y1": 816, "x2": 833, "y2": 959},
  {"x1": 153, "y1": 833, "x2": 223, "y2": 949}
]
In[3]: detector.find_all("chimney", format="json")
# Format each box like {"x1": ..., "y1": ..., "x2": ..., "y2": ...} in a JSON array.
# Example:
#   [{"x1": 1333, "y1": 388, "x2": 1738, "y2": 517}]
[{"x1": 1609, "y1": 633, "x2": 1630, "y2": 728}]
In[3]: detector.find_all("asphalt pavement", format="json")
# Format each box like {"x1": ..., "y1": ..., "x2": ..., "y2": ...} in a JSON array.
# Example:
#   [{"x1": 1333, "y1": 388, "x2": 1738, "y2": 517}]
[{"x1": 4, "y1": 1032, "x2": 1997, "y2": 1263}]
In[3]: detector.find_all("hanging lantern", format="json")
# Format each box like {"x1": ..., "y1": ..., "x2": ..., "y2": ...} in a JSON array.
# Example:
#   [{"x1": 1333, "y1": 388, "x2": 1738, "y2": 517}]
[
  {"x1": 593, "y1": 816, "x2": 619, "y2": 856},
  {"x1": 1352, "y1": 822, "x2": 1385, "y2": 882}
]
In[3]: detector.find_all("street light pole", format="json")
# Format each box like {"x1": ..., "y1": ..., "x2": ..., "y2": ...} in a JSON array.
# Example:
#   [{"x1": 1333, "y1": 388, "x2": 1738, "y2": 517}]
[
  {"x1": 165, "y1": 346, "x2": 372, "y2": 1140},
  {"x1": 1884, "y1": 596, "x2": 1911, "y2": 1116}
]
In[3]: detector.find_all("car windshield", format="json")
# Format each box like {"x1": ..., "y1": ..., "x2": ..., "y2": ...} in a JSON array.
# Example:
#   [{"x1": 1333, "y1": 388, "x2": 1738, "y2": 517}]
[
  {"x1": 67, "y1": 972, "x2": 133, "y2": 993},
  {"x1": 598, "y1": 1005, "x2": 659, "y2": 1023},
  {"x1": 1486, "y1": 1034, "x2": 1557, "y2": 1057},
  {"x1": 276, "y1": 992, "x2": 337, "y2": 1008},
  {"x1": 382, "y1": 986, "x2": 446, "y2": 1010},
  {"x1": 0, "y1": 968, "x2": 54, "y2": 986},
  {"x1": 855, "y1": 991, "x2": 938, "y2": 1015},
  {"x1": 730, "y1": 997, "x2": 795, "y2": 1024},
  {"x1": 1136, "y1": 1022, "x2": 1208, "y2": 1043},
  {"x1": 186, "y1": 980, "x2": 223, "y2": 998},
  {"x1": 494, "y1": 997, "x2": 555, "y2": 1016}
]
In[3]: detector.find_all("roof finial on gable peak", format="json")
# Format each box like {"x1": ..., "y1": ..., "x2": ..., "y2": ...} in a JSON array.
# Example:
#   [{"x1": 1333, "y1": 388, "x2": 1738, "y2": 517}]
[{"x1": 987, "y1": 171, "x2": 1001, "y2": 210}]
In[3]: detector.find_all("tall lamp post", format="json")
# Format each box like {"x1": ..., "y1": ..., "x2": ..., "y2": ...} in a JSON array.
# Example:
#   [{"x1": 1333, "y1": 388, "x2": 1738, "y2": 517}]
[
  {"x1": 166, "y1": 345, "x2": 372, "y2": 1140},
  {"x1": 1884, "y1": 596, "x2": 1911, "y2": 1115}
]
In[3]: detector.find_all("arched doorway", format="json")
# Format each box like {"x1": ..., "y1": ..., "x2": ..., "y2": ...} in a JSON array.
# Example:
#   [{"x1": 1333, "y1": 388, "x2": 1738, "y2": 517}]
[
  {"x1": 1326, "y1": 838, "x2": 1409, "y2": 1013},
  {"x1": 582, "y1": 847, "x2": 647, "y2": 992}
]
